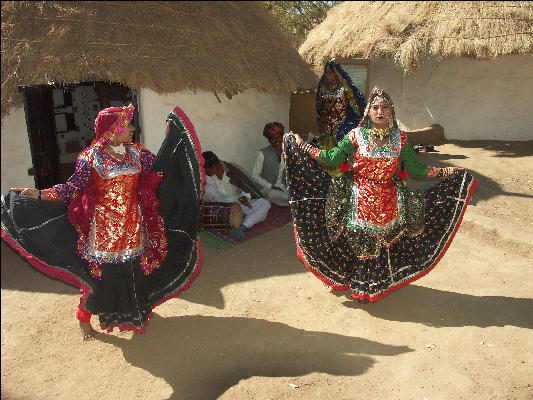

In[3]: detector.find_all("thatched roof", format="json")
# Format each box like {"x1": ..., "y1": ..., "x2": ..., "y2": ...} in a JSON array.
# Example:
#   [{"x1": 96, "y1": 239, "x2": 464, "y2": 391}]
[
  {"x1": 1, "y1": 1, "x2": 319, "y2": 118},
  {"x1": 299, "y1": 1, "x2": 533, "y2": 73}
]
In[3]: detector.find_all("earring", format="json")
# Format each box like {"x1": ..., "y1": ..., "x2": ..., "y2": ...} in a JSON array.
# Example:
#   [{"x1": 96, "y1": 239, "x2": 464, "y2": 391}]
[{"x1": 388, "y1": 117, "x2": 394, "y2": 129}]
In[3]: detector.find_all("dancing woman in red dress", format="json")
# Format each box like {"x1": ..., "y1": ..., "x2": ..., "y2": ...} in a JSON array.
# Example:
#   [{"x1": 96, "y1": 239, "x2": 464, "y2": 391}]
[{"x1": 2, "y1": 105, "x2": 204, "y2": 338}]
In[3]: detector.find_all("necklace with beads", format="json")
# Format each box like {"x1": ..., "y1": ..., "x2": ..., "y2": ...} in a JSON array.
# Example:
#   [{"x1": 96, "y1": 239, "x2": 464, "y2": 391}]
[
  {"x1": 109, "y1": 143, "x2": 126, "y2": 156},
  {"x1": 324, "y1": 80, "x2": 340, "y2": 94},
  {"x1": 370, "y1": 126, "x2": 391, "y2": 141}
]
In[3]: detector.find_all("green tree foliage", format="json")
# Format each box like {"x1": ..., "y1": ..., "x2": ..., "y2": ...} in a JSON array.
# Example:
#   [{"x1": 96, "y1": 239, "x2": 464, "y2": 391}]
[{"x1": 264, "y1": 1, "x2": 340, "y2": 49}]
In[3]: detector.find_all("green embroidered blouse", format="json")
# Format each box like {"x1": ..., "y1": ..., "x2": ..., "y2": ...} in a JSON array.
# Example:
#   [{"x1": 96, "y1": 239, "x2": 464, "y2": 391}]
[{"x1": 317, "y1": 131, "x2": 429, "y2": 177}]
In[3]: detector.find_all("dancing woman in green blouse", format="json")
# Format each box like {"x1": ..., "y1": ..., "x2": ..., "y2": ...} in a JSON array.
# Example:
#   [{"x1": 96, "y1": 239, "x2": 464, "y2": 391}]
[{"x1": 283, "y1": 86, "x2": 478, "y2": 302}]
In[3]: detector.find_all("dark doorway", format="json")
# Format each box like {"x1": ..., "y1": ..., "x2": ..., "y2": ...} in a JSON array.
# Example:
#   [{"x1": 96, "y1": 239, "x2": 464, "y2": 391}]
[{"x1": 19, "y1": 82, "x2": 140, "y2": 188}]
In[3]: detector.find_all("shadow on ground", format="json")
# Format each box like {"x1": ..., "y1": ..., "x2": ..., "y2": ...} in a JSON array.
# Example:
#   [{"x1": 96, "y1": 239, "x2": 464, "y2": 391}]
[
  {"x1": 449, "y1": 140, "x2": 533, "y2": 158},
  {"x1": 98, "y1": 314, "x2": 413, "y2": 400},
  {"x1": 1, "y1": 241, "x2": 80, "y2": 295},
  {"x1": 407, "y1": 147, "x2": 533, "y2": 203},
  {"x1": 334, "y1": 284, "x2": 533, "y2": 329},
  {"x1": 1, "y1": 224, "x2": 303, "y2": 310}
]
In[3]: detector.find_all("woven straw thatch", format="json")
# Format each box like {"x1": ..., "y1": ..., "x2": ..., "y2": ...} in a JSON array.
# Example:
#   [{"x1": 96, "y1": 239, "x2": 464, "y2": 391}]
[
  {"x1": 1, "y1": 1, "x2": 319, "y2": 118},
  {"x1": 299, "y1": 1, "x2": 533, "y2": 73}
]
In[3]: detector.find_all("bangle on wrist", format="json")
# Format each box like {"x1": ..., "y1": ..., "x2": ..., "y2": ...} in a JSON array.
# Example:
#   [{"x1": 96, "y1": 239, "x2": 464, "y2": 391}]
[
  {"x1": 439, "y1": 167, "x2": 453, "y2": 178},
  {"x1": 38, "y1": 190, "x2": 42, "y2": 200},
  {"x1": 299, "y1": 142, "x2": 320, "y2": 159}
]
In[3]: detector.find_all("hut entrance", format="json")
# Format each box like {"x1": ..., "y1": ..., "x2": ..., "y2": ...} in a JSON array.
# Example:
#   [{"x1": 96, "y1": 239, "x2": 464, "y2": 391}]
[{"x1": 19, "y1": 82, "x2": 140, "y2": 189}]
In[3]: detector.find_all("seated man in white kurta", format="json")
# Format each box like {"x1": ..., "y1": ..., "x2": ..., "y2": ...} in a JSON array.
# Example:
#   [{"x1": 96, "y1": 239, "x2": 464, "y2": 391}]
[
  {"x1": 202, "y1": 151, "x2": 271, "y2": 241},
  {"x1": 252, "y1": 122, "x2": 290, "y2": 207},
  {"x1": 252, "y1": 122, "x2": 314, "y2": 207}
]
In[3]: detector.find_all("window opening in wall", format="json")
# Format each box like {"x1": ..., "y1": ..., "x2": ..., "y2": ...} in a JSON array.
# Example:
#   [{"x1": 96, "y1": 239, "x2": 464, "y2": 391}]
[{"x1": 335, "y1": 58, "x2": 370, "y2": 98}]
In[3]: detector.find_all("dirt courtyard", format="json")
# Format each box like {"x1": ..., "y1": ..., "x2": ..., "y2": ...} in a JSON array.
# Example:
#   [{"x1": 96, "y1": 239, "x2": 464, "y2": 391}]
[{"x1": 2, "y1": 140, "x2": 533, "y2": 400}]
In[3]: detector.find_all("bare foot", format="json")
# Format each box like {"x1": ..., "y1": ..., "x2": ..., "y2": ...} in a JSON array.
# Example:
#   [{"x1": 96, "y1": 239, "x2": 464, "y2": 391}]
[{"x1": 78, "y1": 321, "x2": 98, "y2": 341}]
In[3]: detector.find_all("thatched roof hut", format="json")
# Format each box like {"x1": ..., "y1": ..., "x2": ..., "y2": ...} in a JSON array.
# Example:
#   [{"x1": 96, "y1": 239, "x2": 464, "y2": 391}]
[
  {"x1": 1, "y1": 1, "x2": 318, "y2": 118},
  {"x1": 294, "y1": 1, "x2": 533, "y2": 141},
  {"x1": 1, "y1": 1, "x2": 321, "y2": 194},
  {"x1": 299, "y1": 1, "x2": 533, "y2": 73}
]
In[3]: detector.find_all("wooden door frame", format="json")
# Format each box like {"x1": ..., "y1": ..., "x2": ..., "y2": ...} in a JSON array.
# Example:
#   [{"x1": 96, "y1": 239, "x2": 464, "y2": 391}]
[{"x1": 19, "y1": 84, "x2": 61, "y2": 189}]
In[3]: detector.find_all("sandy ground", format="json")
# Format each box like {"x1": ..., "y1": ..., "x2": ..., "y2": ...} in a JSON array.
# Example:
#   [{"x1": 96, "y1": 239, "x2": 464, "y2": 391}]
[{"x1": 2, "y1": 140, "x2": 533, "y2": 400}]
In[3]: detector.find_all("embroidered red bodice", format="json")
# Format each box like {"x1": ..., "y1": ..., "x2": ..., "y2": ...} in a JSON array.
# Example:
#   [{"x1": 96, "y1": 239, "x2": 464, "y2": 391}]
[
  {"x1": 347, "y1": 128, "x2": 407, "y2": 233},
  {"x1": 319, "y1": 86, "x2": 350, "y2": 136},
  {"x1": 43, "y1": 143, "x2": 166, "y2": 279},
  {"x1": 86, "y1": 146, "x2": 144, "y2": 262}
]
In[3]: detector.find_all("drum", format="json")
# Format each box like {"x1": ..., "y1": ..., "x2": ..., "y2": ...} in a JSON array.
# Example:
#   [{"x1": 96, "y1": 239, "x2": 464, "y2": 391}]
[{"x1": 200, "y1": 201, "x2": 243, "y2": 231}]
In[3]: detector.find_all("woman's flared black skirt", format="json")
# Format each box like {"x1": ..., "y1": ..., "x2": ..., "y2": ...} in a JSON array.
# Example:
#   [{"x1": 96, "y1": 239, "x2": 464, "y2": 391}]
[
  {"x1": 283, "y1": 133, "x2": 478, "y2": 302},
  {"x1": 1, "y1": 106, "x2": 205, "y2": 332}
]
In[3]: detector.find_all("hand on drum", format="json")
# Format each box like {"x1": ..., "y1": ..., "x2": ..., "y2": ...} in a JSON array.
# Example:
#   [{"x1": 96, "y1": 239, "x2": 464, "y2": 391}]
[
  {"x1": 11, "y1": 187, "x2": 39, "y2": 199},
  {"x1": 239, "y1": 196, "x2": 252, "y2": 208}
]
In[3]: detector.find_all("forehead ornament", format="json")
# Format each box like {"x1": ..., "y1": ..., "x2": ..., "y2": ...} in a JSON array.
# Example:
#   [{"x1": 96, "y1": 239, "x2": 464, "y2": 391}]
[{"x1": 371, "y1": 95, "x2": 392, "y2": 107}]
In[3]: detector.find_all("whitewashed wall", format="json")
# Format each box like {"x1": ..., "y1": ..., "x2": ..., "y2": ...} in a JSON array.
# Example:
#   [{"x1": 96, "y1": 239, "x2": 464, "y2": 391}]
[
  {"x1": 1, "y1": 108, "x2": 34, "y2": 194},
  {"x1": 139, "y1": 88, "x2": 290, "y2": 173},
  {"x1": 367, "y1": 53, "x2": 533, "y2": 141}
]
